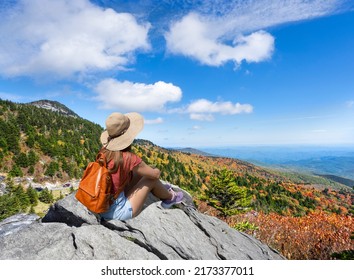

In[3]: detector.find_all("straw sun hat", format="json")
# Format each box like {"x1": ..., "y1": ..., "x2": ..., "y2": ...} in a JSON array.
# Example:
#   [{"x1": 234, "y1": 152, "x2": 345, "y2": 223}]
[{"x1": 100, "y1": 112, "x2": 144, "y2": 151}]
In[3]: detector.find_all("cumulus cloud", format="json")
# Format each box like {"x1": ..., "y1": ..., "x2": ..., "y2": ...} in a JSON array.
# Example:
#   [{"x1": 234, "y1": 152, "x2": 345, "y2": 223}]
[
  {"x1": 166, "y1": 13, "x2": 274, "y2": 66},
  {"x1": 1, "y1": 0, "x2": 347, "y2": 76},
  {"x1": 165, "y1": 0, "x2": 348, "y2": 66},
  {"x1": 187, "y1": 98, "x2": 253, "y2": 121},
  {"x1": 0, "y1": 0, "x2": 150, "y2": 78},
  {"x1": 94, "y1": 79, "x2": 182, "y2": 112}
]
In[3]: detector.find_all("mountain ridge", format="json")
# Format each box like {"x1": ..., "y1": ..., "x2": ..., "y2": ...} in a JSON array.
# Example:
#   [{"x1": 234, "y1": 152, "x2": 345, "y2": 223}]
[
  {"x1": 170, "y1": 147, "x2": 215, "y2": 157},
  {"x1": 0, "y1": 98, "x2": 102, "y2": 181},
  {"x1": 28, "y1": 99, "x2": 79, "y2": 118}
]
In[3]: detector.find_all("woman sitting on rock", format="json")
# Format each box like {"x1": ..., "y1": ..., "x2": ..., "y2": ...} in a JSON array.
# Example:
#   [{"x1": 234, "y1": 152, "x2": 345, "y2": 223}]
[{"x1": 98, "y1": 112, "x2": 183, "y2": 221}]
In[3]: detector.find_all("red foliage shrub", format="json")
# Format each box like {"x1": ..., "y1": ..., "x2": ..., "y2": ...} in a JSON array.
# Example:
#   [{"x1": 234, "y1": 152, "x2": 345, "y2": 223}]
[{"x1": 233, "y1": 211, "x2": 354, "y2": 259}]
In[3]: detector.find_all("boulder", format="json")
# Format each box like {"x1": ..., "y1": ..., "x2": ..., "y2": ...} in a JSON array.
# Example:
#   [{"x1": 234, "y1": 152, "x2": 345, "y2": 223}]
[
  {"x1": 0, "y1": 213, "x2": 40, "y2": 237},
  {"x1": 0, "y1": 221, "x2": 158, "y2": 260},
  {"x1": 41, "y1": 192, "x2": 100, "y2": 226},
  {"x1": 0, "y1": 184, "x2": 285, "y2": 260}
]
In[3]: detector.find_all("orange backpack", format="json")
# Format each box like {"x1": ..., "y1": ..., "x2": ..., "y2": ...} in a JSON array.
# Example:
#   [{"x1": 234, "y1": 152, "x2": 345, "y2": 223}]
[{"x1": 75, "y1": 152, "x2": 114, "y2": 213}]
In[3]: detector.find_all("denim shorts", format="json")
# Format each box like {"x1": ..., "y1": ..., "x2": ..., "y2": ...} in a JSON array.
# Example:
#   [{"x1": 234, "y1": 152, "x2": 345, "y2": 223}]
[{"x1": 100, "y1": 191, "x2": 133, "y2": 221}]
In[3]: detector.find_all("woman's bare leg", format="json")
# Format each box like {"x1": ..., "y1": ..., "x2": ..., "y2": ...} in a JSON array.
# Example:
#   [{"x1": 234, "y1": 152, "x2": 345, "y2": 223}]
[{"x1": 125, "y1": 176, "x2": 172, "y2": 218}]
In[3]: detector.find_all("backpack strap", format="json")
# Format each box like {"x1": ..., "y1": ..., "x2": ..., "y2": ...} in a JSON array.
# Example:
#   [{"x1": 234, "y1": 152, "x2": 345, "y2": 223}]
[
  {"x1": 95, "y1": 149, "x2": 131, "y2": 200},
  {"x1": 96, "y1": 152, "x2": 107, "y2": 167}
]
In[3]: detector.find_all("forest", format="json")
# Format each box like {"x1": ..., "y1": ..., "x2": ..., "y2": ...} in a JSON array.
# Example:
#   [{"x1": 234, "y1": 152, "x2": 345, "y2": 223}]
[
  {"x1": 0, "y1": 99, "x2": 102, "y2": 179},
  {"x1": 0, "y1": 98, "x2": 353, "y2": 259}
]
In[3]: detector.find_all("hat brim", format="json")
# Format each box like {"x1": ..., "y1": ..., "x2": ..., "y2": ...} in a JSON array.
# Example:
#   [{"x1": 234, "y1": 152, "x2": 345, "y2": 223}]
[{"x1": 100, "y1": 112, "x2": 144, "y2": 151}]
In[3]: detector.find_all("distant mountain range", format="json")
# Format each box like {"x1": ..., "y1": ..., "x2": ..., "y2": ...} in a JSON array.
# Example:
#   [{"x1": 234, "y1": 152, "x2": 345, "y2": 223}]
[
  {"x1": 172, "y1": 147, "x2": 214, "y2": 157},
  {"x1": 280, "y1": 156, "x2": 354, "y2": 182},
  {"x1": 200, "y1": 146, "x2": 354, "y2": 186}
]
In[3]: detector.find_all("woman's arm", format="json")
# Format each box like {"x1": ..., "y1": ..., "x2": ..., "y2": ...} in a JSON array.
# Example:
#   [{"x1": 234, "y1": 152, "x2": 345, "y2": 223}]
[{"x1": 133, "y1": 161, "x2": 161, "y2": 179}]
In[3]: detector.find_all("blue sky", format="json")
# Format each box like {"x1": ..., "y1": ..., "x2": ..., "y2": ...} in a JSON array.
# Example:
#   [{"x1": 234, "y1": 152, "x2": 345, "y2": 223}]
[{"x1": 0, "y1": 0, "x2": 353, "y2": 147}]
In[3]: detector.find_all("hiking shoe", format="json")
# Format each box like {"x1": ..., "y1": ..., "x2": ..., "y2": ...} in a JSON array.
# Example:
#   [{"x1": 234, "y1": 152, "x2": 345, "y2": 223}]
[
  {"x1": 162, "y1": 182, "x2": 173, "y2": 191},
  {"x1": 161, "y1": 189, "x2": 184, "y2": 209}
]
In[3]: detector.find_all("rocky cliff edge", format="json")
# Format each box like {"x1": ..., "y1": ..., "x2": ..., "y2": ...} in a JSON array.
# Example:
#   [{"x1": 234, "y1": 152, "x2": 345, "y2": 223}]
[{"x1": 0, "y1": 183, "x2": 285, "y2": 260}]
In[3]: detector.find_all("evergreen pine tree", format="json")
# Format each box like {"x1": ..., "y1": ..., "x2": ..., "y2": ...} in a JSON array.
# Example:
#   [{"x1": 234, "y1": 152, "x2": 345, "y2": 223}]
[
  {"x1": 26, "y1": 185, "x2": 39, "y2": 206},
  {"x1": 9, "y1": 164, "x2": 23, "y2": 177},
  {"x1": 205, "y1": 169, "x2": 252, "y2": 216},
  {"x1": 38, "y1": 188, "x2": 54, "y2": 204},
  {"x1": 14, "y1": 184, "x2": 31, "y2": 210}
]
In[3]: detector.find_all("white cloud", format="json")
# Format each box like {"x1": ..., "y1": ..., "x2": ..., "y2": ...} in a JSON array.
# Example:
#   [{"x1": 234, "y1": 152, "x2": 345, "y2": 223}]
[
  {"x1": 165, "y1": 13, "x2": 274, "y2": 66},
  {"x1": 0, "y1": 0, "x2": 150, "y2": 78},
  {"x1": 165, "y1": 0, "x2": 347, "y2": 66},
  {"x1": 145, "y1": 117, "x2": 164, "y2": 125},
  {"x1": 94, "y1": 79, "x2": 182, "y2": 112},
  {"x1": 1, "y1": 0, "x2": 346, "y2": 76},
  {"x1": 190, "y1": 113, "x2": 215, "y2": 122},
  {"x1": 188, "y1": 99, "x2": 253, "y2": 114},
  {"x1": 187, "y1": 98, "x2": 253, "y2": 121},
  {"x1": 197, "y1": 0, "x2": 346, "y2": 35}
]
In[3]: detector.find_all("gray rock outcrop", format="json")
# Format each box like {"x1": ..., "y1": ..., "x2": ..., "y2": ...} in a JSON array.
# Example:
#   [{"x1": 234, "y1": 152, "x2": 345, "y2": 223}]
[{"x1": 0, "y1": 185, "x2": 285, "y2": 260}]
